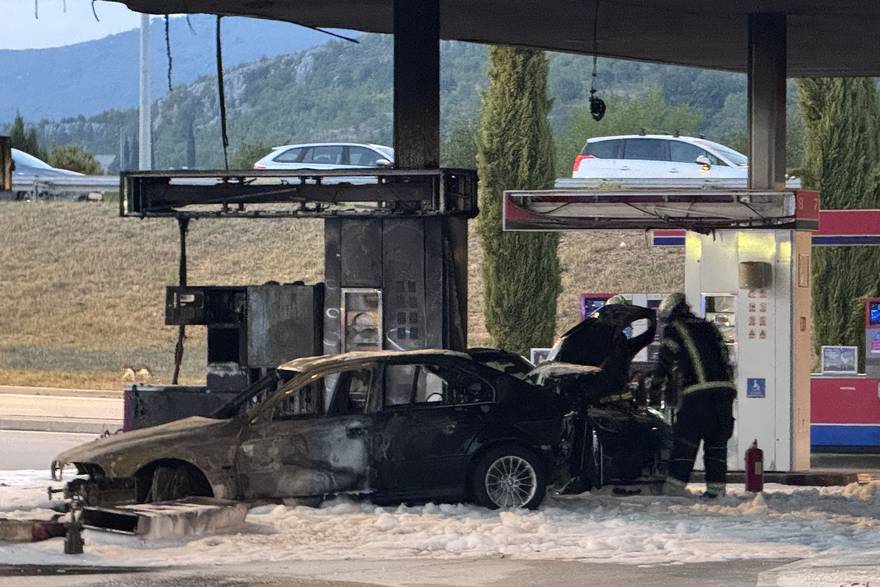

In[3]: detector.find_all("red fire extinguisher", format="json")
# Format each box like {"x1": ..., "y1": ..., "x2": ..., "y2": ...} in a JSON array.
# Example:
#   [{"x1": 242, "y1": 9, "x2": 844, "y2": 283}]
[{"x1": 745, "y1": 439, "x2": 764, "y2": 492}]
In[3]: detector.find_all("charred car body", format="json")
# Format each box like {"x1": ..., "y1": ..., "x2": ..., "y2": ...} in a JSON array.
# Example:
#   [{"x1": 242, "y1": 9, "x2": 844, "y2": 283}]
[
  {"x1": 54, "y1": 310, "x2": 672, "y2": 510},
  {"x1": 56, "y1": 350, "x2": 568, "y2": 509}
]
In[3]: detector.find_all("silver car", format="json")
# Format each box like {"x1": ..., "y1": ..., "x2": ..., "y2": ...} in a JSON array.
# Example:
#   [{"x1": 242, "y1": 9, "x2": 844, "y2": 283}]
[{"x1": 253, "y1": 142, "x2": 394, "y2": 170}]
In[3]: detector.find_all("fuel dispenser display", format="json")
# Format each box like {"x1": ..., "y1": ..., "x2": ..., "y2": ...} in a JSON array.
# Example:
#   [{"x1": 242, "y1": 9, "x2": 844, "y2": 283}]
[{"x1": 702, "y1": 294, "x2": 737, "y2": 372}]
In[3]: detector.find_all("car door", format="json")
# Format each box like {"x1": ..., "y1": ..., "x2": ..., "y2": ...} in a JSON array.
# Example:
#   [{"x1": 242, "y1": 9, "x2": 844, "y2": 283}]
[
  {"x1": 299, "y1": 145, "x2": 344, "y2": 170},
  {"x1": 346, "y1": 145, "x2": 385, "y2": 168},
  {"x1": 235, "y1": 366, "x2": 375, "y2": 499},
  {"x1": 620, "y1": 138, "x2": 672, "y2": 178},
  {"x1": 372, "y1": 359, "x2": 494, "y2": 498},
  {"x1": 668, "y1": 140, "x2": 711, "y2": 179}
]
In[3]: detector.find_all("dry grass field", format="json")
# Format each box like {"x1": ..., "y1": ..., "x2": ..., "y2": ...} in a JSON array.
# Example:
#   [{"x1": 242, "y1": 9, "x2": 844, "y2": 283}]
[{"x1": 0, "y1": 202, "x2": 683, "y2": 389}]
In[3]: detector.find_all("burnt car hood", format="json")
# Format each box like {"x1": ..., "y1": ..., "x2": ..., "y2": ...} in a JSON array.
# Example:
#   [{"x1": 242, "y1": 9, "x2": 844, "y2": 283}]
[{"x1": 53, "y1": 416, "x2": 236, "y2": 474}]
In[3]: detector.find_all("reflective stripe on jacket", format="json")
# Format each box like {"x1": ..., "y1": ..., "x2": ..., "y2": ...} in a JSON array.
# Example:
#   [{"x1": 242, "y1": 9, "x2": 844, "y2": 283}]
[{"x1": 653, "y1": 313, "x2": 734, "y2": 404}]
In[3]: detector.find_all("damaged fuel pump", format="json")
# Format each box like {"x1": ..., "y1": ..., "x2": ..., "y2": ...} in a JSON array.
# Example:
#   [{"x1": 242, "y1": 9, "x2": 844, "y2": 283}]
[{"x1": 119, "y1": 168, "x2": 477, "y2": 429}]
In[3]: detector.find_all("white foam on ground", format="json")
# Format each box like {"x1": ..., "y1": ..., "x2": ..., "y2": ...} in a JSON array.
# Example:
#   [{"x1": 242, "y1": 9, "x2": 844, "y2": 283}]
[{"x1": 3, "y1": 469, "x2": 880, "y2": 568}]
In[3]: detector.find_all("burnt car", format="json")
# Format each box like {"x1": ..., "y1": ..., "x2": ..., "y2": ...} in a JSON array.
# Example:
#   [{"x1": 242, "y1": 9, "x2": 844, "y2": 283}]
[{"x1": 54, "y1": 350, "x2": 572, "y2": 510}]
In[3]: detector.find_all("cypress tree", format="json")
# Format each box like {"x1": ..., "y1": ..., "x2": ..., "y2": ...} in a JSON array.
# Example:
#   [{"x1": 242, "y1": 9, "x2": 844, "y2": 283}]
[
  {"x1": 8, "y1": 113, "x2": 46, "y2": 160},
  {"x1": 796, "y1": 78, "x2": 880, "y2": 361},
  {"x1": 476, "y1": 47, "x2": 560, "y2": 356}
]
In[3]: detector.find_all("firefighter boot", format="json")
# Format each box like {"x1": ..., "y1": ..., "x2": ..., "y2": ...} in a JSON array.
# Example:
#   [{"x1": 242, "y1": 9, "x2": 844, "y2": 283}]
[{"x1": 661, "y1": 477, "x2": 690, "y2": 497}]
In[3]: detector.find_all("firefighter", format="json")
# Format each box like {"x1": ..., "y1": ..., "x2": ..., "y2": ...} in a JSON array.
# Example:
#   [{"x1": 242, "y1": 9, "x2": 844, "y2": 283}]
[{"x1": 651, "y1": 293, "x2": 736, "y2": 498}]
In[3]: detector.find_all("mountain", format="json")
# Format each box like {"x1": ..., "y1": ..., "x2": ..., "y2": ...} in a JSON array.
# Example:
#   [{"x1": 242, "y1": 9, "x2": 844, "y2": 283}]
[
  {"x1": 0, "y1": 14, "x2": 342, "y2": 122},
  {"x1": 26, "y1": 34, "x2": 760, "y2": 170}
]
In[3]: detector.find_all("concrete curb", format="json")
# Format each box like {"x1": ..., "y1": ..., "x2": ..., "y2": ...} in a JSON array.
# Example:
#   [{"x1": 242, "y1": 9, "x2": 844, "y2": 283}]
[{"x1": 0, "y1": 418, "x2": 122, "y2": 435}]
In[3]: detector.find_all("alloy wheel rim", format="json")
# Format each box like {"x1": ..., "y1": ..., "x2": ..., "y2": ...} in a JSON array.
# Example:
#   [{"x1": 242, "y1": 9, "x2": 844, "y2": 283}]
[{"x1": 484, "y1": 455, "x2": 537, "y2": 508}]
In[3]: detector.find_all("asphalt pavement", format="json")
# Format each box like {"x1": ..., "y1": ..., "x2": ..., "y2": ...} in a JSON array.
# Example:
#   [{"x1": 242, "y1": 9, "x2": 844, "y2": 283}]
[
  {"x1": 0, "y1": 385, "x2": 122, "y2": 434},
  {"x1": 0, "y1": 558, "x2": 798, "y2": 587},
  {"x1": 0, "y1": 429, "x2": 98, "y2": 470}
]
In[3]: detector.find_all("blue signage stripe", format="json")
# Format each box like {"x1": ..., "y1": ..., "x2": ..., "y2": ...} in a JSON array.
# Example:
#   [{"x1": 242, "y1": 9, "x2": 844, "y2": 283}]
[
  {"x1": 811, "y1": 424, "x2": 880, "y2": 446},
  {"x1": 812, "y1": 236, "x2": 880, "y2": 246},
  {"x1": 652, "y1": 237, "x2": 686, "y2": 246},
  {"x1": 654, "y1": 236, "x2": 880, "y2": 247}
]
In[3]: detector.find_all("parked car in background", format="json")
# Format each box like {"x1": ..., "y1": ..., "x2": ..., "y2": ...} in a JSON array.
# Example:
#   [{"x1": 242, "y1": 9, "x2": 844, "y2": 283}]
[
  {"x1": 571, "y1": 134, "x2": 748, "y2": 180},
  {"x1": 12, "y1": 148, "x2": 82, "y2": 178},
  {"x1": 9, "y1": 148, "x2": 97, "y2": 201},
  {"x1": 253, "y1": 143, "x2": 394, "y2": 170}
]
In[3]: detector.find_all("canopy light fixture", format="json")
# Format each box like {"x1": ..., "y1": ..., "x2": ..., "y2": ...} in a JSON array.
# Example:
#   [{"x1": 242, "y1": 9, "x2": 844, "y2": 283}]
[{"x1": 588, "y1": 0, "x2": 606, "y2": 121}]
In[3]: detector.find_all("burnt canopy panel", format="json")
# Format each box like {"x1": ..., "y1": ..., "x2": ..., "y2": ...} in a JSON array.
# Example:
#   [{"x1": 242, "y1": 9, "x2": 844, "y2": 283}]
[{"x1": 116, "y1": 1, "x2": 880, "y2": 76}]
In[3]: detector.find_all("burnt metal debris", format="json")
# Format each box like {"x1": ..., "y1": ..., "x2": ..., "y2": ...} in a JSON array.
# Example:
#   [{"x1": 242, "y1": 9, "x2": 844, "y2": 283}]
[
  {"x1": 120, "y1": 168, "x2": 478, "y2": 219},
  {"x1": 117, "y1": 168, "x2": 475, "y2": 428}
]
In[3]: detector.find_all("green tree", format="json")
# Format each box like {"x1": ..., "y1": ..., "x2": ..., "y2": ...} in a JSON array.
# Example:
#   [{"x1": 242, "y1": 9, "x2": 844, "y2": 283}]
[
  {"x1": 476, "y1": 46, "x2": 560, "y2": 355},
  {"x1": 554, "y1": 87, "x2": 702, "y2": 175},
  {"x1": 47, "y1": 144, "x2": 103, "y2": 175},
  {"x1": 8, "y1": 113, "x2": 46, "y2": 160},
  {"x1": 796, "y1": 78, "x2": 880, "y2": 363},
  {"x1": 230, "y1": 141, "x2": 273, "y2": 169},
  {"x1": 441, "y1": 116, "x2": 478, "y2": 168}
]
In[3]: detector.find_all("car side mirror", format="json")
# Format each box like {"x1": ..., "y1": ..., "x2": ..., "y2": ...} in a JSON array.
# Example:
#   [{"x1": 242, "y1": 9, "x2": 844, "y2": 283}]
[
  {"x1": 695, "y1": 155, "x2": 712, "y2": 169},
  {"x1": 375, "y1": 158, "x2": 393, "y2": 168}
]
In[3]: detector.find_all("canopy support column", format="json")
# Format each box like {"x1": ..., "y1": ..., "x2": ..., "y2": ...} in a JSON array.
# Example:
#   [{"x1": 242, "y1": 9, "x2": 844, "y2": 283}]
[
  {"x1": 393, "y1": 0, "x2": 440, "y2": 169},
  {"x1": 748, "y1": 13, "x2": 787, "y2": 190}
]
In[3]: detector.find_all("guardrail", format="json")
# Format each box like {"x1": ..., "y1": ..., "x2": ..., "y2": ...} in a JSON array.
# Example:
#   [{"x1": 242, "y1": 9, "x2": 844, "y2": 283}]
[{"x1": 4, "y1": 175, "x2": 120, "y2": 201}]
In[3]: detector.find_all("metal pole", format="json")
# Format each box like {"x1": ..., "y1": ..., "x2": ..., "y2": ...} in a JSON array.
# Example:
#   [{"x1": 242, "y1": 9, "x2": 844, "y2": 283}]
[
  {"x1": 139, "y1": 14, "x2": 153, "y2": 170},
  {"x1": 747, "y1": 13, "x2": 786, "y2": 190}
]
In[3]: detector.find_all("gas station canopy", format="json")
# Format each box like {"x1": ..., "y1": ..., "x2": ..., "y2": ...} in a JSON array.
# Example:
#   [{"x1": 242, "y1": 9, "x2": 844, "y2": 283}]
[{"x1": 117, "y1": 1, "x2": 880, "y2": 76}]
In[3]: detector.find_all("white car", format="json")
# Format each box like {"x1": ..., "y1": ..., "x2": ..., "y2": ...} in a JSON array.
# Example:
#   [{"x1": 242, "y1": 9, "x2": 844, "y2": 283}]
[
  {"x1": 571, "y1": 134, "x2": 748, "y2": 180},
  {"x1": 253, "y1": 143, "x2": 394, "y2": 171}
]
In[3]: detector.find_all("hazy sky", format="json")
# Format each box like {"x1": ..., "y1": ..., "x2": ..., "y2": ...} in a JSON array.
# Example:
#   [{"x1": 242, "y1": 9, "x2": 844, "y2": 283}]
[{"x1": 0, "y1": 0, "x2": 143, "y2": 50}]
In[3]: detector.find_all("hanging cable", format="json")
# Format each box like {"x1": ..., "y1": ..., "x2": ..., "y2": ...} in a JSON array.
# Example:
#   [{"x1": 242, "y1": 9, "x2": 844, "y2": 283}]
[
  {"x1": 164, "y1": 15, "x2": 173, "y2": 92},
  {"x1": 185, "y1": 15, "x2": 196, "y2": 34},
  {"x1": 588, "y1": 0, "x2": 606, "y2": 121},
  {"x1": 171, "y1": 217, "x2": 190, "y2": 385},
  {"x1": 34, "y1": 0, "x2": 38, "y2": 19},
  {"x1": 90, "y1": 0, "x2": 100, "y2": 21},
  {"x1": 216, "y1": 16, "x2": 230, "y2": 170}
]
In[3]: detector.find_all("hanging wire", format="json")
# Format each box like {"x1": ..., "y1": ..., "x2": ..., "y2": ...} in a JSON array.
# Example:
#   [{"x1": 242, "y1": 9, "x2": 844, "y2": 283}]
[
  {"x1": 91, "y1": 0, "x2": 100, "y2": 22},
  {"x1": 185, "y1": 15, "x2": 196, "y2": 34},
  {"x1": 164, "y1": 15, "x2": 173, "y2": 91},
  {"x1": 588, "y1": 0, "x2": 606, "y2": 121},
  {"x1": 216, "y1": 16, "x2": 230, "y2": 170},
  {"x1": 34, "y1": 0, "x2": 38, "y2": 19},
  {"x1": 62, "y1": 0, "x2": 67, "y2": 13},
  {"x1": 302, "y1": 25, "x2": 359, "y2": 43}
]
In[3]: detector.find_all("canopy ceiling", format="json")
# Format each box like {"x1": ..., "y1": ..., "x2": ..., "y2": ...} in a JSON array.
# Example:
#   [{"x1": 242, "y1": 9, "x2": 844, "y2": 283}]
[{"x1": 115, "y1": 1, "x2": 880, "y2": 76}]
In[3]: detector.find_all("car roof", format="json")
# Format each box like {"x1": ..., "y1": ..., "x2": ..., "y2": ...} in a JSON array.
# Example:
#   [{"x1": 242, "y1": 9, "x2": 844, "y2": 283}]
[
  {"x1": 588, "y1": 134, "x2": 708, "y2": 143},
  {"x1": 278, "y1": 349, "x2": 473, "y2": 372},
  {"x1": 270, "y1": 142, "x2": 394, "y2": 151}
]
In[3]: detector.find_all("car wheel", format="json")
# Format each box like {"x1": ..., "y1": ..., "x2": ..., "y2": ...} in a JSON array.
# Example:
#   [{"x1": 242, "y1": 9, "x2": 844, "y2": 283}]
[
  {"x1": 471, "y1": 445, "x2": 546, "y2": 510},
  {"x1": 148, "y1": 465, "x2": 210, "y2": 502}
]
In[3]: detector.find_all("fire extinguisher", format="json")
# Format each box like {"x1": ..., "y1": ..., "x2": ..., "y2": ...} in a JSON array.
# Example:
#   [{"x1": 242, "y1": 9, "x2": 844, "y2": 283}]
[{"x1": 745, "y1": 439, "x2": 764, "y2": 492}]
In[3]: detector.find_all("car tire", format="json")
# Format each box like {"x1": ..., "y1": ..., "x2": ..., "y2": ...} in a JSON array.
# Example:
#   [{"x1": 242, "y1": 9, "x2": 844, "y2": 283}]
[
  {"x1": 471, "y1": 445, "x2": 547, "y2": 510},
  {"x1": 148, "y1": 465, "x2": 209, "y2": 502}
]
